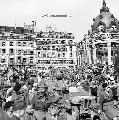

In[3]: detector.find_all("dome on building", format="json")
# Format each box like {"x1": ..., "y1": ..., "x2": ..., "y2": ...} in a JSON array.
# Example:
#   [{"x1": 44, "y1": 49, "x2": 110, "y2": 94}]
[{"x1": 91, "y1": 0, "x2": 119, "y2": 32}]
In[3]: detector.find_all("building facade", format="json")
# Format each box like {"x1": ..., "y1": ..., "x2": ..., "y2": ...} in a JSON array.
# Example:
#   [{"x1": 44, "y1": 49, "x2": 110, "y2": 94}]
[
  {"x1": 0, "y1": 26, "x2": 36, "y2": 68},
  {"x1": 78, "y1": 0, "x2": 119, "y2": 66},
  {"x1": 0, "y1": 25, "x2": 78, "y2": 72},
  {"x1": 35, "y1": 30, "x2": 77, "y2": 72}
]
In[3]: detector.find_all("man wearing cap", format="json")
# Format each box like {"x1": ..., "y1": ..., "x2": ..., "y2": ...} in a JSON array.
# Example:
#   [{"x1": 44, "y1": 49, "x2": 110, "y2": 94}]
[{"x1": 97, "y1": 82, "x2": 119, "y2": 120}]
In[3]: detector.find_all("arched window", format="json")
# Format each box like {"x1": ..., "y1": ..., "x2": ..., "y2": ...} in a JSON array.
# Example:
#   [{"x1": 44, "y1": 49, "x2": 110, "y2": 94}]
[
  {"x1": 97, "y1": 25, "x2": 104, "y2": 32},
  {"x1": 99, "y1": 15, "x2": 103, "y2": 19},
  {"x1": 111, "y1": 25, "x2": 117, "y2": 32}
]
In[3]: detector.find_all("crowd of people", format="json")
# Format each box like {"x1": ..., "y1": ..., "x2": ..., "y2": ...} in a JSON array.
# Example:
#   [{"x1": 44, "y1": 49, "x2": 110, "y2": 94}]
[
  {"x1": 0, "y1": 63, "x2": 119, "y2": 120},
  {"x1": 0, "y1": 66, "x2": 77, "y2": 120}
]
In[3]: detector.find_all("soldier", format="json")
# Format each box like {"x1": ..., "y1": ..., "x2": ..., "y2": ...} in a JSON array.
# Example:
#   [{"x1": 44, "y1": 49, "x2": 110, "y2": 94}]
[
  {"x1": 0, "y1": 101, "x2": 20, "y2": 120},
  {"x1": 32, "y1": 86, "x2": 51, "y2": 120},
  {"x1": 97, "y1": 82, "x2": 119, "y2": 120}
]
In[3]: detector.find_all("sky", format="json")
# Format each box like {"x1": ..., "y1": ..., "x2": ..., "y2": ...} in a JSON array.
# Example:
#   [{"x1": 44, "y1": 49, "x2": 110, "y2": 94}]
[{"x1": 0, "y1": 0, "x2": 119, "y2": 42}]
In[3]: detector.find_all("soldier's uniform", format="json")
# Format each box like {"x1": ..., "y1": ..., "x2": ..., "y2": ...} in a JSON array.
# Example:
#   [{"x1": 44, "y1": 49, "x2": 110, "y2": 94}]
[
  {"x1": 32, "y1": 86, "x2": 51, "y2": 120},
  {"x1": 97, "y1": 83, "x2": 119, "y2": 119}
]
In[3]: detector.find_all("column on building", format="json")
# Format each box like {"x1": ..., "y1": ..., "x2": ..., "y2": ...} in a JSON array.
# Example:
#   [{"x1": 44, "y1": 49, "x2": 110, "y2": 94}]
[
  {"x1": 93, "y1": 43, "x2": 96, "y2": 64},
  {"x1": 107, "y1": 41, "x2": 111, "y2": 65},
  {"x1": 78, "y1": 54, "x2": 81, "y2": 66},
  {"x1": 106, "y1": 33, "x2": 112, "y2": 65},
  {"x1": 87, "y1": 46, "x2": 92, "y2": 65},
  {"x1": 85, "y1": 38, "x2": 92, "y2": 65},
  {"x1": 79, "y1": 55, "x2": 81, "y2": 66}
]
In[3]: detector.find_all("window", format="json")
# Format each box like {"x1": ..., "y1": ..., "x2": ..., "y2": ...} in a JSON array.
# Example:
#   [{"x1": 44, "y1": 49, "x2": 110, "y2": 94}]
[
  {"x1": 17, "y1": 42, "x2": 21, "y2": 46},
  {"x1": 111, "y1": 25, "x2": 117, "y2": 32},
  {"x1": 52, "y1": 46, "x2": 55, "y2": 51},
  {"x1": 17, "y1": 56, "x2": 22, "y2": 63},
  {"x1": 70, "y1": 46, "x2": 72, "y2": 49},
  {"x1": 43, "y1": 46, "x2": 48, "y2": 50},
  {"x1": 98, "y1": 25, "x2": 104, "y2": 32},
  {"x1": 23, "y1": 58, "x2": 27, "y2": 63},
  {"x1": 1, "y1": 58, "x2": 6, "y2": 63},
  {"x1": 37, "y1": 60, "x2": 40, "y2": 64},
  {"x1": 56, "y1": 47, "x2": 59, "y2": 51},
  {"x1": 52, "y1": 52, "x2": 56, "y2": 58},
  {"x1": 47, "y1": 52, "x2": 51, "y2": 58},
  {"x1": 23, "y1": 42, "x2": 26, "y2": 46},
  {"x1": 37, "y1": 46, "x2": 42, "y2": 50},
  {"x1": 17, "y1": 49, "x2": 22, "y2": 55},
  {"x1": 47, "y1": 39, "x2": 51, "y2": 44},
  {"x1": 63, "y1": 53, "x2": 65, "y2": 57},
  {"x1": 29, "y1": 42, "x2": 33, "y2": 47},
  {"x1": 99, "y1": 15, "x2": 103, "y2": 19},
  {"x1": 21, "y1": 29, "x2": 24, "y2": 34},
  {"x1": 47, "y1": 46, "x2": 50, "y2": 50},
  {"x1": 58, "y1": 54, "x2": 60, "y2": 58},
  {"x1": 23, "y1": 50, "x2": 27, "y2": 55},
  {"x1": 70, "y1": 53, "x2": 73, "y2": 57},
  {"x1": 69, "y1": 46, "x2": 72, "y2": 51},
  {"x1": 42, "y1": 52, "x2": 47, "y2": 58},
  {"x1": 10, "y1": 58, "x2": 14, "y2": 63},
  {"x1": 30, "y1": 57, "x2": 34, "y2": 64},
  {"x1": 68, "y1": 40, "x2": 73, "y2": 45},
  {"x1": 1, "y1": 49, "x2": 6, "y2": 54},
  {"x1": 61, "y1": 40, "x2": 66, "y2": 44},
  {"x1": 30, "y1": 57, "x2": 33, "y2": 60},
  {"x1": 2, "y1": 42, "x2": 5, "y2": 46},
  {"x1": 64, "y1": 47, "x2": 67, "y2": 52},
  {"x1": 9, "y1": 49, "x2": 14, "y2": 54},
  {"x1": 38, "y1": 52, "x2": 41, "y2": 57},
  {"x1": 55, "y1": 40, "x2": 58, "y2": 44},
  {"x1": 30, "y1": 50, "x2": 34, "y2": 55},
  {"x1": 9, "y1": 42, "x2": 13, "y2": 46}
]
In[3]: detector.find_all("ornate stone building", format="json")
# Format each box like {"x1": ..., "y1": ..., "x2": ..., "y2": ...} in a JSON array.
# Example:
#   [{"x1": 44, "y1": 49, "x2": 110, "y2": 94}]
[{"x1": 79, "y1": 0, "x2": 119, "y2": 66}]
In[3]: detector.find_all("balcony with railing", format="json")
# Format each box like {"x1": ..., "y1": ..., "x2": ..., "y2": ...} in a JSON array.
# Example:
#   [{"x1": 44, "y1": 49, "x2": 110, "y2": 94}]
[{"x1": 36, "y1": 31, "x2": 75, "y2": 39}]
